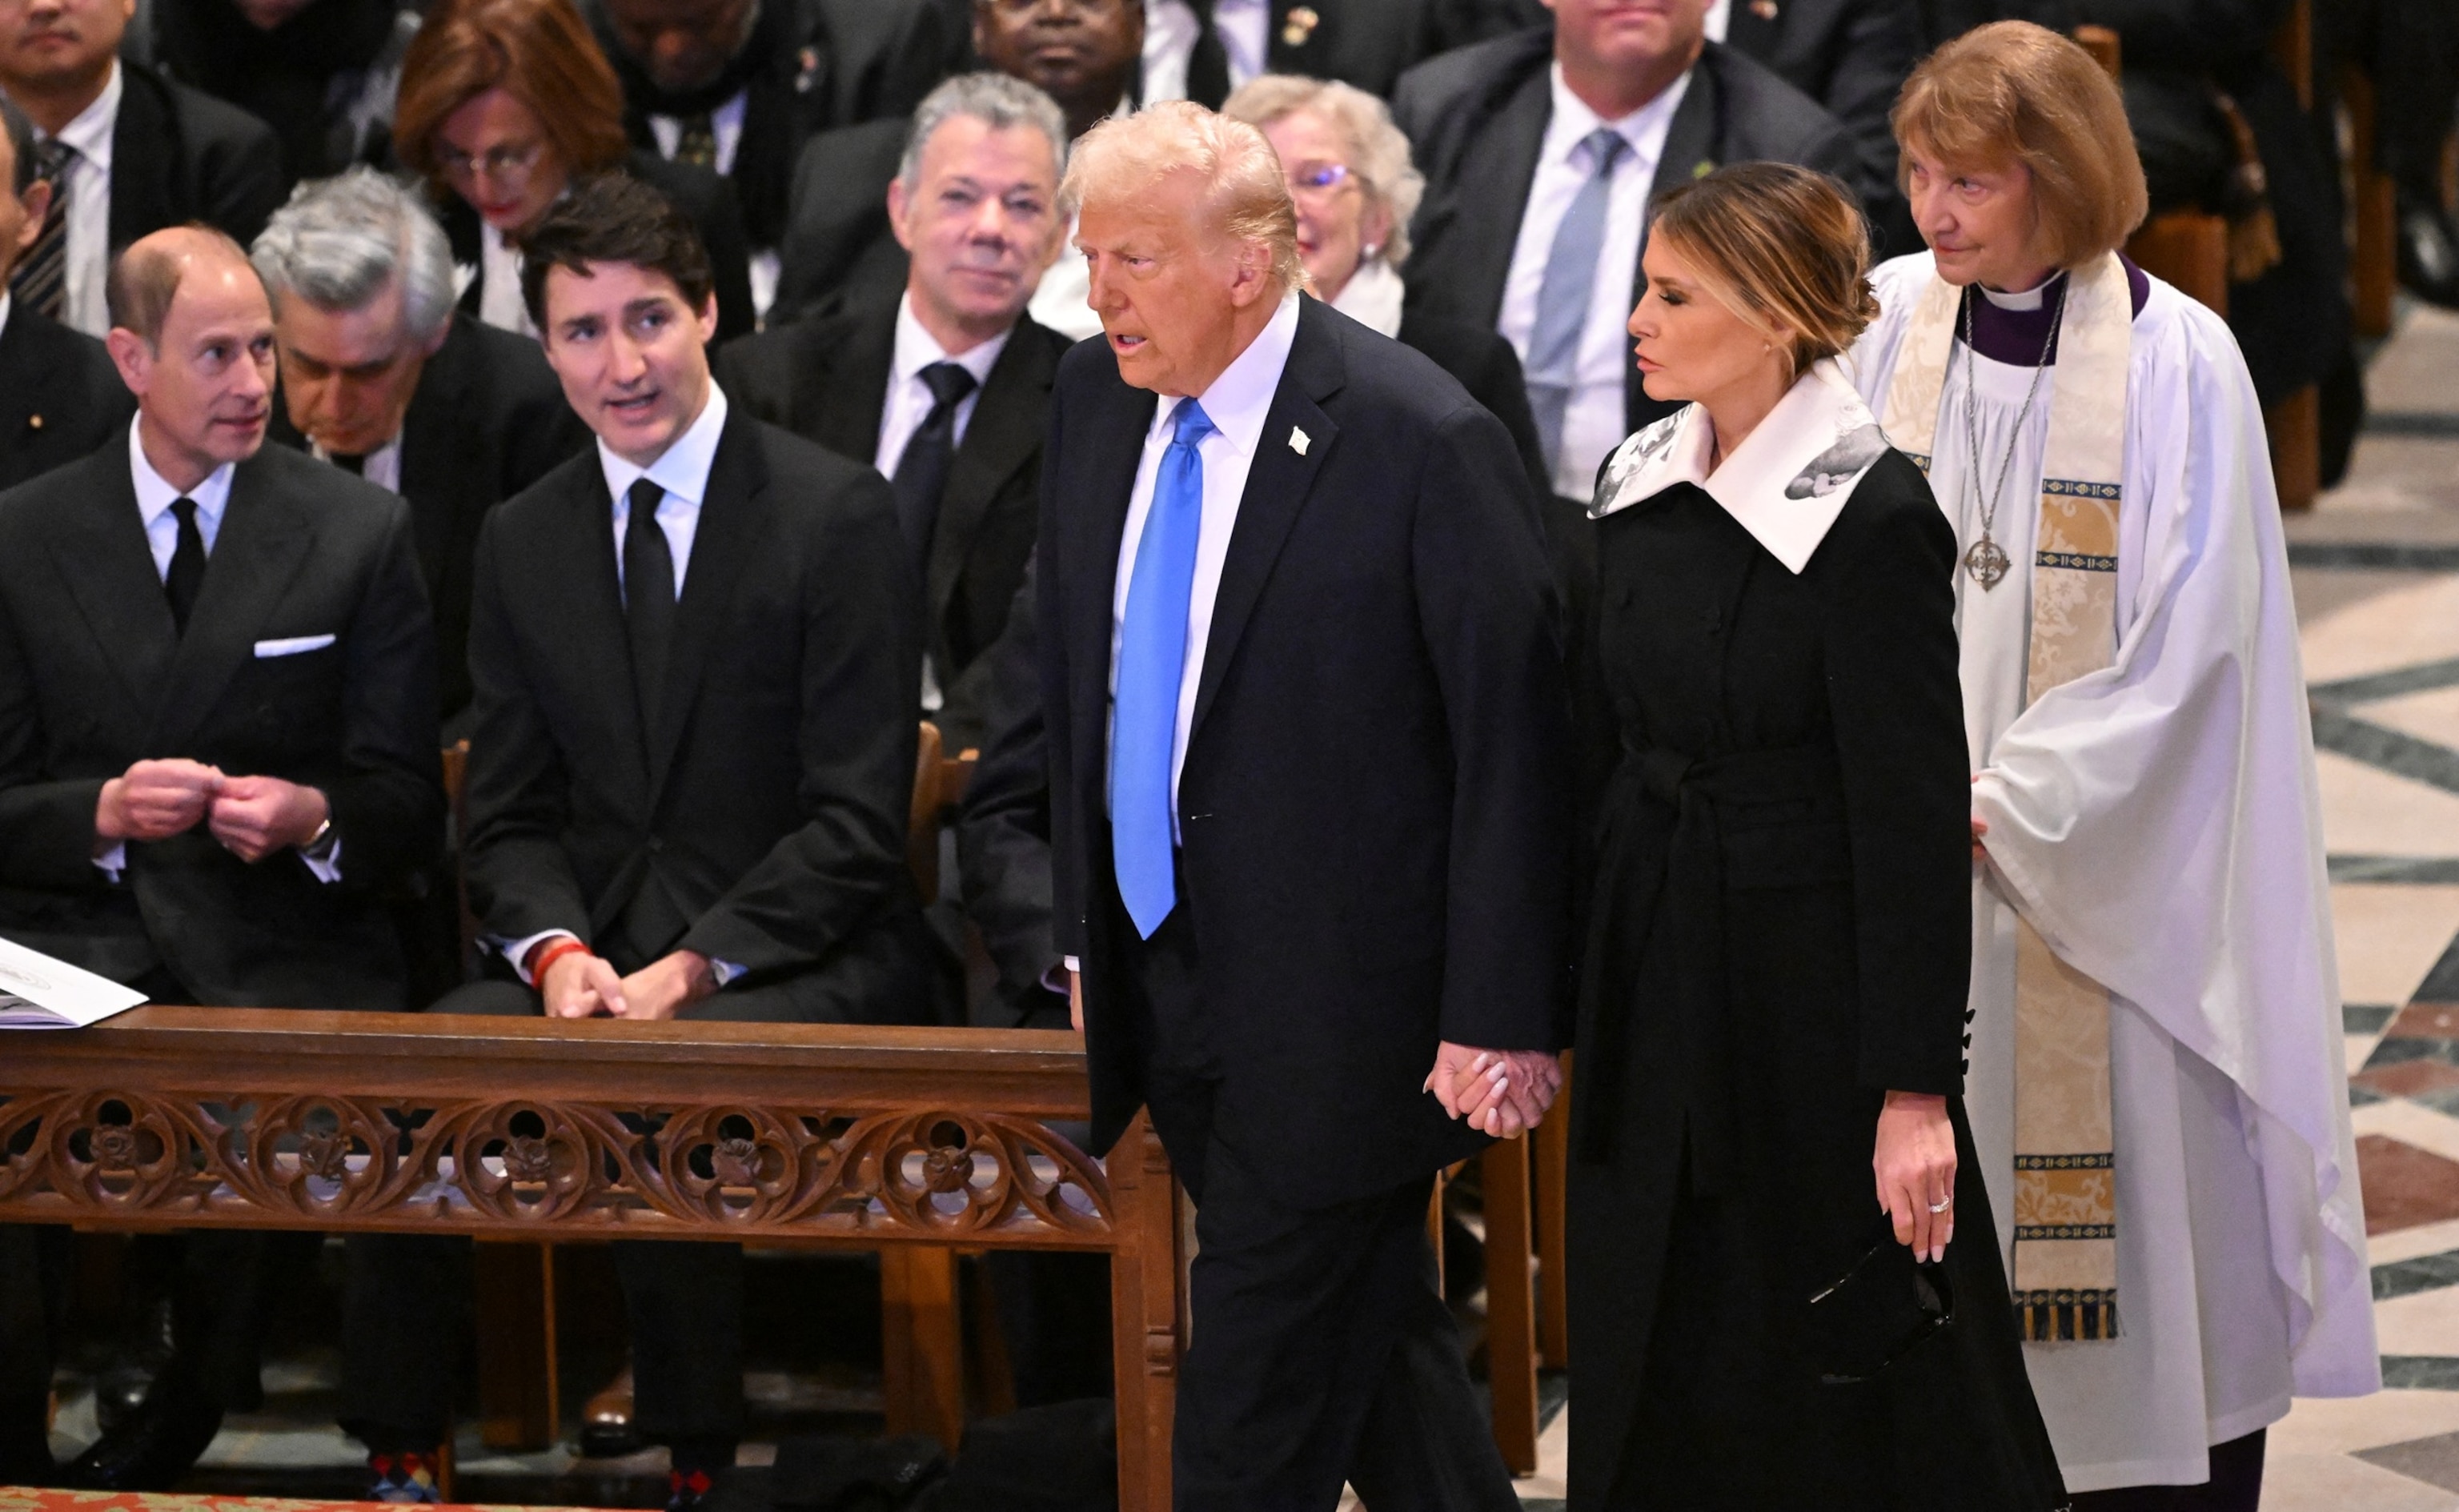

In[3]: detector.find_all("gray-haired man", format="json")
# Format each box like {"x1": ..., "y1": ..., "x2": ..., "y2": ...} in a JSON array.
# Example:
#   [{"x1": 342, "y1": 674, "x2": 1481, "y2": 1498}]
[
  {"x1": 718, "y1": 71, "x2": 1069, "y2": 752},
  {"x1": 253, "y1": 166, "x2": 588, "y2": 728}
]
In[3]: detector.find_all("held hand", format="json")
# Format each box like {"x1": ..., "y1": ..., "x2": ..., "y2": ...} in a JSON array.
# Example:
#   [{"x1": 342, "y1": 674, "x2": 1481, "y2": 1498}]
[
  {"x1": 1069, "y1": 969, "x2": 1083, "y2": 1034},
  {"x1": 95, "y1": 759, "x2": 225, "y2": 845},
  {"x1": 1875, "y1": 1090, "x2": 1957, "y2": 1262},
  {"x1": 612, "y1": 949, "x2": 716, "y2": 1021},
  {"x1": 542, "y1": 950, "x2": 626, "y2": 1019},
  {"x1": 1970, "y1": 772, "x2": 1989, "y2": 862},
  {"x1": 207, "y1": 776, "x2": 329, "y2": 863},
  {"x1": 1425, "y1": 1044, "x2": 1562, "y2": 1137}
]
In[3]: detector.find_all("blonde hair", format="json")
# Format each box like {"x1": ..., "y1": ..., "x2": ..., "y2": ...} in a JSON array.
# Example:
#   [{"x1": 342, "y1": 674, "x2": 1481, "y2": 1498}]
[
  {"x1": 1061, "y1": 100, "x2": 1309, "y2": 295},
  {"x1": 1891, "y1": 20, "x2": 2149, "y2": 268},
  {"x1": 1648, "y1": 162, "x2": 1879, "y2": 375},
  {"x1": 1221, "y1": 74, "x2": 1424, "y2": 267}
]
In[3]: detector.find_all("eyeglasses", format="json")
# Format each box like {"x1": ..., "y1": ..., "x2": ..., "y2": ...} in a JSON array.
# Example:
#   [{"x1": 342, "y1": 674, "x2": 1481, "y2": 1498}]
[
  {"x1": 1285, "y1": 161, "x2": 1356, "y2": 200},
  {"x1": 435, "y1": 138, "x2": 548, "y2": 183}
]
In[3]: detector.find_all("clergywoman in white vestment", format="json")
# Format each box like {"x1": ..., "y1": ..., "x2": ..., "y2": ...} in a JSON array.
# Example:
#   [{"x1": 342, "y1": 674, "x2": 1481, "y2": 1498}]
[{"x1": 1846, "y1": 22, "x2": 2378, "y2": 1506}]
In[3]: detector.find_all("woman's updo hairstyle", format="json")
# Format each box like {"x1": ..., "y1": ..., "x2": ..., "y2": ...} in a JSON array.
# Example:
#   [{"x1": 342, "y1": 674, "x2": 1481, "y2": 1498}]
[{"x1": 1647, "y1": 162, "x2": 1879, "y2": 378}]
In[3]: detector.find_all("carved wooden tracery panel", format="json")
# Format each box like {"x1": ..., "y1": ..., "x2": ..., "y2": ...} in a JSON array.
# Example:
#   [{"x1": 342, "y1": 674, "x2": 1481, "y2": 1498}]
[{"x1": 0, "y1": 1087, "x2": 1115, "y2": 1245}]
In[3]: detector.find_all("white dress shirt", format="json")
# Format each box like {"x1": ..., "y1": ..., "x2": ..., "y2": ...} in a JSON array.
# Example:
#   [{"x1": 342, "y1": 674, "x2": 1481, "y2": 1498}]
[
  {"x1": 872, "y1": 292, "x2": 1009, "y2": 476},
  {"x1": 1140, "y1": 0, "x2": 1269, "y2": 103},
  {"x1": 647, "y1": 90, "x2": 749, "y2": 176},
  {"x1": 1105, "y1": 290, "x2": 1302, "y2": 829},
  {"x1": 1497, "y1": 62, "x2": 1692, "y2": 499},
  {"x1": 104, "y1": 419, "x2": 343, "y2": 882},
  {"x1": 476, "y1": 220, "x2": 536, "y2": 337},
  {"x1": 311, "y1": 436, "x2": 403, "y2": 493},
  {"x1": 1704, "y1": 0, "x2": 1732, "y2": 39},
  {"x1": 40, "y1": 62, "x2": 122, "y2": 339},
  {"x1": 501, "y1": 384, "x2": 744, "y2": 986}
]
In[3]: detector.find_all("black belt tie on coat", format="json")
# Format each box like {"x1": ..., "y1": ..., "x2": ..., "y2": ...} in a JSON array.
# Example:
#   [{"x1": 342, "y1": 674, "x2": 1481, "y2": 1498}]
[{"x1": 1576, "y1": 741, "x2": 1844, "y2": 1196}]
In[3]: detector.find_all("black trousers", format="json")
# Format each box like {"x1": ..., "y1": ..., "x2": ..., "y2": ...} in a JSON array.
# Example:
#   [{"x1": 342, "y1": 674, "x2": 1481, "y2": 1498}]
[
  {"x1": 1117, "y1": 897, "x2": 1517, "y2": 1512},
  {"x1": 2070, "y1": 1431, "x2": 2266, "y2": 1512}
]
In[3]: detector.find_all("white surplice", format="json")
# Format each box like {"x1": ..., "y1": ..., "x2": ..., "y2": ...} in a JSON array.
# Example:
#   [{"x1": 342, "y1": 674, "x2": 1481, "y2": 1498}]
[{"x1": 1847, "y1": 251, "x2": 2378, "y2": 1492}]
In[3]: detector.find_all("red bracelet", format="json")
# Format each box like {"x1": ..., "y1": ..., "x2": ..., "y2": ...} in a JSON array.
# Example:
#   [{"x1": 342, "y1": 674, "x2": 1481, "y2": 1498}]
[{"x1": 527, "y1": 938, "x2": 593, "y2": 984}]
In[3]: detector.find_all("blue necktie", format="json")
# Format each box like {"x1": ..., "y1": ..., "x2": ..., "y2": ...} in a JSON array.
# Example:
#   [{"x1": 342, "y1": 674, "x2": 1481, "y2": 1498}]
[
  {"x1": 1112, "y1": 399, "x2": 1217, "y2": 938},
  {"x1": 1527, "y1": 128, "x2": 1631, "y2": 482}
]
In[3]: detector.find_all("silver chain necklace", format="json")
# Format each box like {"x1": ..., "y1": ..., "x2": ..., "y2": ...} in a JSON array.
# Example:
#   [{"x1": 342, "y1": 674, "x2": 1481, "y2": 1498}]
[{"x1": 1956, "y1": 277, "x2": 2068, "y2": 589}]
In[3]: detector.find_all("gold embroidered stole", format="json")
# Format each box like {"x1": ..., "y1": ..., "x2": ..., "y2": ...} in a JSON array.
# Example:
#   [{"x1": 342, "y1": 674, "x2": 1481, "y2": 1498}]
[{"x1": 1880, "y1": 252, "x2": 2132, "y2": 1342}]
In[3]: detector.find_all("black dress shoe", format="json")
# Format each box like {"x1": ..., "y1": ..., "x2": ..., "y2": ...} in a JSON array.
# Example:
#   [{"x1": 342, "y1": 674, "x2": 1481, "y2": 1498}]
[
  {"x1": 92, "y1": 1295, "x2": 175, "y2": 1434},
  {"x1": 2399, "y1": 191, "x2": 2459, "y2": 309},
  {"x1": 62, "y1": 1384, "x2": 223, "y2": 1492}
]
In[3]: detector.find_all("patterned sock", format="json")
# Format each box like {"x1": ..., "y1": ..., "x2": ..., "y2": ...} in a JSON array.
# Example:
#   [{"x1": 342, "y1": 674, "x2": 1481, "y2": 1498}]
[{"x1": 368, "y1": 1450, "x2": 443, "y2": 1504}]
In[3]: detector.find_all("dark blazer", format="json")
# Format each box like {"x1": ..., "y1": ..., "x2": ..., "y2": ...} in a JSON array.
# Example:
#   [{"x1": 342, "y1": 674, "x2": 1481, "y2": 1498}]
[
  {"x1": 1719, "y1": 0, "x2": 1922, "y2": 252},
  {"x1": 1394, "y1": 32, "x2": 1857, "y2": 439},
  {"x1": 953, "y1": 562, "x2": 1058, "y2": 1022},
  {"x1": 714, "y1": 300, "x2": 1067, "y2": 752},
  {"x1": 462, "y1": 407, "x2": 926, "y2": 996},
  {"x1": 1039, "y1": 297, "x2": 1572, "y2": 1207},
  {"x1": 441, "y1": 150, "x2": 760, "y2": 344},
  {"x1": 0, "y1": 302, "x2": 132, "y2": 491},
  {"x1": 108, "y1": 58, "x2": 288, "y2": 253},
  {"x1": 269, "y1": 314, "x2": 590, "y2": 721},
  {"x1": 0, "y1": 443, "x2": 443, "y2": 1009}
]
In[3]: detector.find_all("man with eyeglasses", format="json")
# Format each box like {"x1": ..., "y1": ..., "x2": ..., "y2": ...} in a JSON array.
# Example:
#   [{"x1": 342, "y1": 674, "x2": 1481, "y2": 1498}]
[{"x1": 0, "y1": 0, "x2": 284, "y2": 337}]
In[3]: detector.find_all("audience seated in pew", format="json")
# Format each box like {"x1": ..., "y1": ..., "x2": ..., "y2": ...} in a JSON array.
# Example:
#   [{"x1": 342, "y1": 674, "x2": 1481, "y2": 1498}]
[
  {"x1": 391, "y1": 0, "x2": 758, "y2": 342},
  {"x1": 0, "y1": 95, "x2": 130, "y2": 488},
  {"x1": 0, "y1": 225, "x2": 444, "y2": 1492},
  {"x1": 0, "y1": 0, "x2": 285, "y2": 337},
  {"x1": 2316, "y1": 0, "x2": 2459, "y2": 308},
  {"x1": 719, "y1": 72, "x2": 1067, "y2": 755},
  {"x1": 1136, "y1": 0, "x2": 1529, "y2": 108}
]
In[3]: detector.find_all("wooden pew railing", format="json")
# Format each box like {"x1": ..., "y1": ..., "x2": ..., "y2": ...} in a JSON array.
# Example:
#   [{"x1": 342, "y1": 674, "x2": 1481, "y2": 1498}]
[{"x1": 0, "y1": 1012, "x2": 1184, "y2": 1510}]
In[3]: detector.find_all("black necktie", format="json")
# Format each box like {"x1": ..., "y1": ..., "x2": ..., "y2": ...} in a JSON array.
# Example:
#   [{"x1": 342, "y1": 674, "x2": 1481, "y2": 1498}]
[
  {"x1": 1185, "y1": 0, "x2": 1231, "y2": 107},
  {"x1": 11, "y1": 140, "x2": 71, "y2": 320},
  {"x1": 330, "y1": 452, "x2": 365, "y2": 475},
  {"x1": 889, "y1": 362, "x2": 977, "y2": 572},
  {"x1": 623, "y1": 477, "x2": 676, "y2": 729},
  {"x1": 164, "y1": 497, "x2": 207, "y2": 634},
  {"x1": 674, "y1": 112, "x2": 720, "y2": 170}
]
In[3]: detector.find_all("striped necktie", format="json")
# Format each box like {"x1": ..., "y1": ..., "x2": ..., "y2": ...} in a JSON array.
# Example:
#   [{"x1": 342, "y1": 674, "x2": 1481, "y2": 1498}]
[{"x1": 12, "y1": 140, "x2": 74, "y2": 321}]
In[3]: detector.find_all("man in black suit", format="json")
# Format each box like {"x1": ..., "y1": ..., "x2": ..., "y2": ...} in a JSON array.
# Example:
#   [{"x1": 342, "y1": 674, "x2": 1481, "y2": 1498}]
[
  {"x1": 0, "y1": 0, "x2": 285, "y2": 337},
  {"x1": 1393, "y1": 0, "x2": 1852, "y2": 505},
  {"x1": 719, "y1": 72, "x2": 1067, "y2": 752},
  {"x1": 1714, "y1": 0, "x2": 1920, "y2": 250},
  {"x1": 1141, "y1": 0, "x2": 1532, "y2": 106},
  {"x1": 356, "y1": 174, "x2": 929, "y2": 1512},
  {"x1": 774, "y1": 0, "x2": 1140, "y2": 323},
  {"x1": 254, "y1": 166, "x2": 590, "y2": 731},
  {"x1": 0, "y1": 224, "x2": 441, "y2": 1489},
  {"x1": 0, "y1": 93, "x2": 128, "y2": 486},
  {"x1": 1043, "y1": 102, "x2": 1569, "y2": 1509}
]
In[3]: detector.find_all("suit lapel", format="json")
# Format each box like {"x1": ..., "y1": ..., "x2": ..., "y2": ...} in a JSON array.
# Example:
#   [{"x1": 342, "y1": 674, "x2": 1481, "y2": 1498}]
[
  {"x1": 814, "y1": 305, "x2": 895, "y2": 461},
  {"x1": 927, "y1": 319, "x2": 1056, "y2": 623},
  {"x1": 149, "y1": 455, "x2": 318, "y2": 751},
  {"x1": 396, "y1": 343, "x2": 478, "y2": 592},
  {"x1": 644, "y1": 411, "x2": 764, "y2": 801},
  {"x1": 0, "y1": 307, "x2": 70, "y2": 454},
  {"x1": 544, "y1": 463, "x2": 652, "y2": 798},
  {"x1": 1189, "y1": 300, "x2": 1342, "y2": 742},
  {"x1": 106, "y1": 66, "x2": 179, "y2": 253},
  {"x1": 43, "y1": 451, "x2": 179, "y2": 725},
  {"x1": 1068, "y1": 376, "x2": 1157, "y2": 796},
  {"x1": 1443, "y1": 66, "x2": 1550, "y2": 329}
]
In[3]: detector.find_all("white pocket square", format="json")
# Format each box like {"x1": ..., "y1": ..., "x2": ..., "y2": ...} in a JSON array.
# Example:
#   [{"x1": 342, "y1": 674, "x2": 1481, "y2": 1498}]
[{"x1": 254, "y1": 633, "x2": 337, "y2": 659}]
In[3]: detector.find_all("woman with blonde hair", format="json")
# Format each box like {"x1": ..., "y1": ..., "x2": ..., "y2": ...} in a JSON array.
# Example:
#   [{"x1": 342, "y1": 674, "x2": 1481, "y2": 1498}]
[
  {"x1": 393, "y1": 0, "x2": 755, "y2": 339},
  {"x1": 1848, "y1": 21, "x2": 2377, "y2": 1507},
  {"x1": 1568, "y1": 158, "x2": 2064, "y2": 1508}
]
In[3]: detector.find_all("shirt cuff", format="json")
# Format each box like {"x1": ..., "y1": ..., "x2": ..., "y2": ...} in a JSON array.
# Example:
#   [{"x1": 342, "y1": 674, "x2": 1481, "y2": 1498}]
[
  {"x1": 1041, "y1": 961, "x2": 1072, "y2": 996},
  {"x1": 709, "y1": 957, "x2": 746, "y2": 988},
  {"x1": 94, "y1": 842, "x2": 126, "y2": 881},
  {"x1": 497, "y1": 928, "x2": 581, "y2": 986},
  {"x1": 1061, "y1": 956, "x2": 1079, "y2": 975},
  {"x1": 299, "y1": 834, "x2": 343, "y2": 884}
]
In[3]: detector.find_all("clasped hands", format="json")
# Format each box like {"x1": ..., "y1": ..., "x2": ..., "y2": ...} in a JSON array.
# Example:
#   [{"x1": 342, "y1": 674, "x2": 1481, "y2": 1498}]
[
  {"x1": 540, "y1": 946, "x2": 715, "y2": 1022},
  {"x1": 94, "y1": 757, "x2": 327, "y2": 863},
  {"x1": 1426, "y1": 1042, "x2": 1562, "y2": 1138}
]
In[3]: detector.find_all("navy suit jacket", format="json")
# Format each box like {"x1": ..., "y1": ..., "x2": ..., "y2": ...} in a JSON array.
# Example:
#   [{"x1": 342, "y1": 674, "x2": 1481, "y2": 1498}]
[{"x1": 1038, "y1": 297, "x2": 1573, "y2": 1207}]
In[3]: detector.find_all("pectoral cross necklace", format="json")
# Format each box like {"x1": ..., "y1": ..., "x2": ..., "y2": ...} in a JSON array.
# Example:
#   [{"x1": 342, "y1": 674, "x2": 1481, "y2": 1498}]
[{"x1": 1956, "y1": 278, "x2": 2068, "y2": 589}]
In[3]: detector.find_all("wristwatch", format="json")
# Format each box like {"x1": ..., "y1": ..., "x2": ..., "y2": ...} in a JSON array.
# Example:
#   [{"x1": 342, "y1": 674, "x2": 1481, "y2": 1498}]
[{"x1": 300, "y1": 814, "x2": 337, "y2": 863}]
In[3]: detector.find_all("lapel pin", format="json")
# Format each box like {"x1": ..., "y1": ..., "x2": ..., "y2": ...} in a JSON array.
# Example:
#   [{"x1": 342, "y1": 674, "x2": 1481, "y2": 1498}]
[
  {"x1": 1282, "y1": 6, "x2": 1318, "y2": 46},
  {"x1": 1749, "y1": 0, "x2": 1778, "y2": 16},
  {"x1": 1693, "y1": 158, "x2": 1718, "y2": 179},
  {"x1": 1289, "y1": 427, "x2": 1310, "y2": 455},
  {"x1": 26, "y1": 414, "x2": 41, "y2": 430}
]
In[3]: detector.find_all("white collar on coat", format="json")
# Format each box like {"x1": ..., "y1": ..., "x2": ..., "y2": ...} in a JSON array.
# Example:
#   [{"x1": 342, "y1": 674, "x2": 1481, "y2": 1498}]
[{"x1": 1588, "y1": 358, "x2": 1888, "y2": 574}]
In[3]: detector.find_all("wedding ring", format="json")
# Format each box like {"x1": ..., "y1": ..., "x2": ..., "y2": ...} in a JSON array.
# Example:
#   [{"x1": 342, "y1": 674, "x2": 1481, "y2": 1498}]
[{"x1": 1927, "y1": 1196, "x2": 1953, "y2": 1213}]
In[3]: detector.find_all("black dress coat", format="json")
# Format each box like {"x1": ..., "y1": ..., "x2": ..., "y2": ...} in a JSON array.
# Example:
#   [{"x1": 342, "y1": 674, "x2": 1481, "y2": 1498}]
[
  {"x1": 108, "y1": 58, "x2": 288, "y2": 251},
  {"x1": 440, "y1": 150, "x2": 760, "y2": 344},
  {"x1": 270, "y1": 313, "x2": 590, "y2": 722},
  {"x1": 1393, "y1": 32, "x2": 1857, "y2": 440},
  {"x1": 0, "y1": 302, "x2": 132, "y2": 491},
  {"x1": 713, "y1": 300, "x2": 1067, "y2": 752},
  {"x1": 1564, "y1": 447, "x2": 2063, "y2": 1507},
  {"x1": 1039, "y1": 295, "x2": 1572, "y2": 1209},
  {"x1": 461, "y1": 407, "x2": 930, "y2": 1011},
  {"x1": 0, "y1": 443, "x2": 443, "y2": 1009}
]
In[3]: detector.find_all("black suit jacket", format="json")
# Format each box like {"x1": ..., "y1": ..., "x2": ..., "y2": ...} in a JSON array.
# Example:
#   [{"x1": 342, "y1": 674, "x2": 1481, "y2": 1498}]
[
  {"x1": 1719, "y1": 0, "x2": 1922, "y2": 251},
  {"x1": 1039, "y1": 297, "x2": 1571, "y2": 1206},
  {"x1": 462, "y1": 408, "x2": 925, "y2": 989},
  {"x1": 108, "y1": 58, "x2": 288, "y2": 253},
  {"x1": 954, "y1": 561, "x2": 1058, "y2": 1022},
  {"x1": 441, "y1": 150, "x2": 760, "y2": 343},
  {"x1": 714, "y1": 301, "x2": 1066, "y2": 751},
  {"x1": 772, "y1": 116, "x2": 909, "y2": 323},
  {"x1": 1394, "y1": 32, "x2": 1857, "y2": 439},
  {"x1": 0, "y1": 303, "x2": 132, "y2": 491},
  {"x1": 0, "y1": 442, "x2": 443, "y2": 1009},
  {"x1": 270, "y1": 314, "x2": 591, "y2": 721}
]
